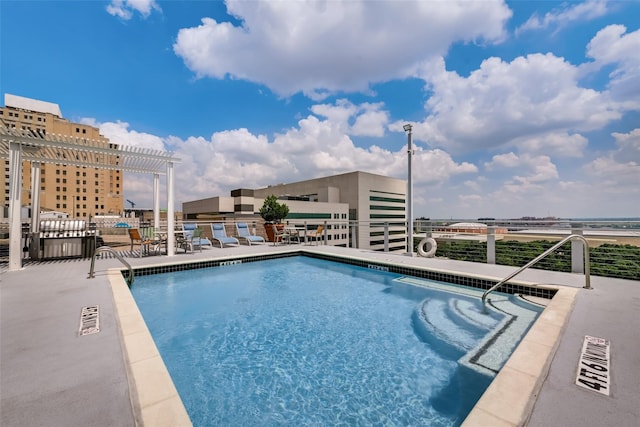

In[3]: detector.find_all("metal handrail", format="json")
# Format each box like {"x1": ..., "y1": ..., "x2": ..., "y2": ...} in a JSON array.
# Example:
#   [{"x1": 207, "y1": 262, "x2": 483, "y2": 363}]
[
  {"x1": 482, "y1": 234, "x2": 591, "y2": 313},
  {"x1": 87, "y1": 246, "x2": 134, "y2": 286}
]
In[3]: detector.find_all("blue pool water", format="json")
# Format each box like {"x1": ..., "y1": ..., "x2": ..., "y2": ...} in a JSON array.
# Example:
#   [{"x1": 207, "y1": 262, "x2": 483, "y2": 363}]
[{"x1": 130, "y1": 256, "x2": 542, "y2": 426}]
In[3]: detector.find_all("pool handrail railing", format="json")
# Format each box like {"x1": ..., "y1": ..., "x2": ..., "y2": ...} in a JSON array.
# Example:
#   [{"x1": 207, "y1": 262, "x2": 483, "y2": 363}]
[
  {"x1": 88, "y1": 246, "x2": 134, "y2": 286},
  {"x1": 481, "y1": 234, "x2": 590, "y2": 313}
]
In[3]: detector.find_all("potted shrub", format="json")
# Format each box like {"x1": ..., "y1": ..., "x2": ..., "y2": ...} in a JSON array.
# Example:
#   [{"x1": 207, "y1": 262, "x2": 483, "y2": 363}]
[{"x1": 259, "y1": 195, "x2": 289, "y2": 241}]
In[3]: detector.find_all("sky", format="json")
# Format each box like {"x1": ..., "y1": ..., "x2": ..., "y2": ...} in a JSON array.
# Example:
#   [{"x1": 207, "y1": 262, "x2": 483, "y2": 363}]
[{"x1": 1, "y1": 0, "x2": 639, "y2": 219}]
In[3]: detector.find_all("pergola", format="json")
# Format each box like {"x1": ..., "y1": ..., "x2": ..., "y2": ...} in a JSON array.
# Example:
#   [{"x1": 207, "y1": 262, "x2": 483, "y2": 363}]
[{"x1": 0, "y1": 126, "x2": 181, "y2": 271}]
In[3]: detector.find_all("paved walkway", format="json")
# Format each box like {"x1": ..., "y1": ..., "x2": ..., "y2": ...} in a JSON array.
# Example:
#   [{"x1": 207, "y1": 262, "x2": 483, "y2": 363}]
[{"x1": 1, "y1": 245, "x2": 638, "y2": 426}]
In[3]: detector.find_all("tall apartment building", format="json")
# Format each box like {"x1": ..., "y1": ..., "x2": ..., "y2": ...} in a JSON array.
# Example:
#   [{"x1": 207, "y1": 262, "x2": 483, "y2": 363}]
[{"x1": 1, "y1": 94, "x2": 123, "y2": 219}]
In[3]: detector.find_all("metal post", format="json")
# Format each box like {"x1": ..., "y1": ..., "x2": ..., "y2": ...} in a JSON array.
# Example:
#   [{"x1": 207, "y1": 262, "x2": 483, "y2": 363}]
[
  {"x1": 384, "y1": 222, "x2": 389, "y2": 252},
  {"x1": 571, "y1": 224, "x2": 584, "y2": 273},
  {"x1": 403, "y1": 124, "x2": 414, "y2": 256},
  {"x1": 487, "y1": 226, "x2": 496, "y2": 264},
  {"x1": 351, "y1": 220, "x2": 357, "y2": 248}
]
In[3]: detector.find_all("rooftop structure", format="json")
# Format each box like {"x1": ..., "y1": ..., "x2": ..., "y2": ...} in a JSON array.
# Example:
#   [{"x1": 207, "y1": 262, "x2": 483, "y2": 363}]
[{"x1": 184, "y1": 171, "x2": 408, "y2": 251}]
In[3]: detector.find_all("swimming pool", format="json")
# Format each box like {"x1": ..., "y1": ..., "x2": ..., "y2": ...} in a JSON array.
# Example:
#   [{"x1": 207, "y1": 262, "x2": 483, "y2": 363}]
[{"x1": 130, "y1": 256, "x2": 543, "y2": 426}]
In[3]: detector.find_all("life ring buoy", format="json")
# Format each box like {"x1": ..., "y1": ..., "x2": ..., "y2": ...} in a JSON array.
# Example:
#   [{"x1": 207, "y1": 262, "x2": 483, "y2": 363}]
[{"x1": 418, "y1": 237, "x2": 437, "y2": 258}]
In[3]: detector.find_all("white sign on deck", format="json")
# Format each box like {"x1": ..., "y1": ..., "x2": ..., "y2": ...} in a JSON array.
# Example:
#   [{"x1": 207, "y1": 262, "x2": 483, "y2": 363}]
[{"x1": 575, "y1": 335, "x2": 610, "y2": 396}]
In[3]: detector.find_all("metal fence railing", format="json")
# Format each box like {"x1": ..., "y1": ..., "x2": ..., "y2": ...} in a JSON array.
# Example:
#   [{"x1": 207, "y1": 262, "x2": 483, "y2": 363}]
[{"x1": 2, "y1": 217, "x2": 639, "y2": 280}]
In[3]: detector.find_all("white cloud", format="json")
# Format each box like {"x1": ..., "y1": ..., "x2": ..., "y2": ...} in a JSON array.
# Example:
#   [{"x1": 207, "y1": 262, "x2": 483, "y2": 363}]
[
  {"x1": 585, "y1": 25, "x2": 640, "y2": 106},
  {"x1": 515, "y1": 132, "x2": 587, "y2": 158},
  {"x1": 310, "y1": 100, "x2": 389, "y2": 137},
  {"x1": 95, "y1": 104, "x2": 477, "y2": 210},
  {"x1": 485, "y1": 153, "x2": 558, "y2": 185},
  {"x1": 516, "y1": 0, "x2": 608, "y2": 35},
  {"x1": 584, "y1": 128, "x2": 640, "y2": 191},
  {"x1": 173, "y1": 0, "x2": 511, "y2": 99},
  {"x1": 611, "y1": 128, "x2": 640, "y2": 163},
  {"x1": 106, "y1": 0, "x2": 161, "y2": 20},
  {"x1": 485, "y1": 152, "x2": 519, "y2": 170},
  {"x1": 415, "y1": 54, "x2": 620, "y2": 154}
]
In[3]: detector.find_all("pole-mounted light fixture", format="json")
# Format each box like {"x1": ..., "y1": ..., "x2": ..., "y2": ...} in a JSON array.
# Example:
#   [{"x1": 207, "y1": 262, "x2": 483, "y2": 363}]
[{"x1": 403, "y1": 124, "x2": 414, "y2": 256}]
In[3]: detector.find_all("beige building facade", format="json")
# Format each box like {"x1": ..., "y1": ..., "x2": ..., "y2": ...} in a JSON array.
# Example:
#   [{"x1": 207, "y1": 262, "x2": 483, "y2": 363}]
[{"x1": 1, "y1": 94, "x2": 123, "y2": 219}]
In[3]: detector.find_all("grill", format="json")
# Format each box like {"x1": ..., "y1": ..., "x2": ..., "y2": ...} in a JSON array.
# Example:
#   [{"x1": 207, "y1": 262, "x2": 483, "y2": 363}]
[{"x1": 31, "y1": 220, "x2": 97, "y2": 260}]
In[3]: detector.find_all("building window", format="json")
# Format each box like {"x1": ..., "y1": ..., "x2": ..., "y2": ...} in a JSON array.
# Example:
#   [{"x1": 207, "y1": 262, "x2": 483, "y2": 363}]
[
  {"x1": 76, "y1": 128, "x2": 80, "y2": 133},
  {"x1": 63, "y1": 204, "x2": 67, "y2": 208},
  {"x1": 56, "y1": 203, "x2": 60, "y2": 208},
  {"x1": 76, "y1": 171, "x2": 80, "y2": 176}
]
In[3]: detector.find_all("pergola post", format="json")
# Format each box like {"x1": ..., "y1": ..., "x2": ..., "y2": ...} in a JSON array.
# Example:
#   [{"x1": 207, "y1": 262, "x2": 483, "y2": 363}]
[
  {"x1": 153, "y1": 173, "x2": 160, "y2": 230},
  {"x1": 30, "y1": 161, "x2": 41, "y2": 233},
  {"x1": 166, "y1": 162, "x2": 175, "y2": 256},
  {"x1": 8, "y1": 142, "x2": 22, "y2": 271}
]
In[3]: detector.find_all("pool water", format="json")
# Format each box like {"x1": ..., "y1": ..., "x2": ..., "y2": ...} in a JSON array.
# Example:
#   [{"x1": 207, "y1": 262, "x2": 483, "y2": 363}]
[{"x1": 130, "y1": 256, "x2": 542, "y2": 426}]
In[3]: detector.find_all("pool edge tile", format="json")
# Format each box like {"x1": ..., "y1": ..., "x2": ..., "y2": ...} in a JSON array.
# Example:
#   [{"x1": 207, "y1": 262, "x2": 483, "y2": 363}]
[
  {"x1": 461, "y1": 286, "x2": 577, "y2": 427},
  {"x1": 108, "y1": 269, "x2": 193, "y2": 427}
]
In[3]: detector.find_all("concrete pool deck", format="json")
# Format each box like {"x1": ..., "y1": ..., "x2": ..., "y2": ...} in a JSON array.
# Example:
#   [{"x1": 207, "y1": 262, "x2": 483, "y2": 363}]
[{"x1": 1, "y1": 244, "x2": 639, "y2": 426}]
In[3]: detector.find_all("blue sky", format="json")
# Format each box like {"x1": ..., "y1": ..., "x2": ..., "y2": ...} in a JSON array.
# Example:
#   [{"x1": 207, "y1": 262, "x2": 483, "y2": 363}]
[{"x1": 1, "y1": 0, "x2": 639, "y2": 218}]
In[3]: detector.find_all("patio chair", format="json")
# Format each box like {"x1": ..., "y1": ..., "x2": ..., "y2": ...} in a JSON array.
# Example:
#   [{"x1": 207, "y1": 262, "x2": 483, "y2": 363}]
[
  {"x1": 306, "y1": 225, "x2": 324, "y2": 245},
  {"x1": 178, "y1": 227, "x2": 204, "y2": 253},
  {"x1": 272, "y1": 224, "x2": 291, "y2": 246},
  {"x1": 182, "y1": 223, "x2": 212, "y2": 249},
  {"x1": 128, "y1": 228, "x2": 160, "y2": 257},
  {"x1": 210, "y1": 223, "x2": 239, "y2": 248},
  {"x1": 235, "y1": 222, "x2": 265, "y2": 245}
]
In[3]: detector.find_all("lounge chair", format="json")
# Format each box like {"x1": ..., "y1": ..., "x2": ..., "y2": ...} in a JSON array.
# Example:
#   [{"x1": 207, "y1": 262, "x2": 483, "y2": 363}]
[
  {"x1": 128, "y1": 228, "x2": 160, "y2": 257},
  {"x1": 306, "y1": 225, "x2": 324, "y2": 245},
  {"x1": 178, "y1": 227, "x2": 204, "y2": 253},
  {"x1": 182, "y1": 223, "x2": 212, "y2": 249},
  {"x1": 210, "y1": 223, "x2": 239, "y2": 248},
  {"x1": 272, "y1": 224, "x2": 291, "y2": 246},
  {"x1": 235, "y1": 222, "x2": 265, "y2": 245}
]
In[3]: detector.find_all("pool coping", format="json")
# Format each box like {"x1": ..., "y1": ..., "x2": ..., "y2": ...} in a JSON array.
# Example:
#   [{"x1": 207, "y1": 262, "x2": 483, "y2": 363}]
[{"x1": 108, "y1": 249, "x2": 577, "y2": 426}]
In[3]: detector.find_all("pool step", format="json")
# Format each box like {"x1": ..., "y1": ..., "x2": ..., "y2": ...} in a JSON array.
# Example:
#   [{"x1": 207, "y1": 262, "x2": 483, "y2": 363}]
[{"x1": 412, "y1": 298, "x2": 500, "y2": 358}]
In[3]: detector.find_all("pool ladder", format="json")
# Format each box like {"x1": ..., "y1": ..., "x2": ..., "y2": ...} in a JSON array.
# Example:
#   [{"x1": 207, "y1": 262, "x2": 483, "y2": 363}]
[
  {"x1": 482, "y1": 234, "x2": 591, "y2": 313},
  {"x1": 88, "y1": 246, "x2": 135, "y2": 286}
]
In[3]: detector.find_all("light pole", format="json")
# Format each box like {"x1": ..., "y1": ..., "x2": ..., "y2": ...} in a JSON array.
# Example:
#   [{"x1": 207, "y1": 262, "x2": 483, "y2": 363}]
[{"x1": 403, "y1": 123, "x2": 414, "y2": 256}]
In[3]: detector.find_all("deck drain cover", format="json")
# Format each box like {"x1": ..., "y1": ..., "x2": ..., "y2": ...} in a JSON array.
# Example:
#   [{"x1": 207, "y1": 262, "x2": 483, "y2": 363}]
[{"x1": 79, "y1": 305, "x2": 100, "y2": 336}]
